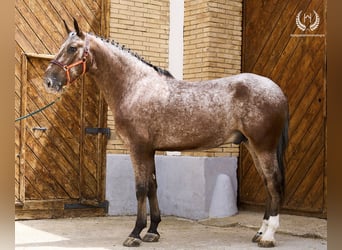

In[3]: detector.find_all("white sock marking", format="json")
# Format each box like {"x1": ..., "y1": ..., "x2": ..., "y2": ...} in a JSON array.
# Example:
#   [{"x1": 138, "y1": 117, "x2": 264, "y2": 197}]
[
  {"x1": 261, "y1": 215, "x2": 279, "y2": 242},
  {"x1": 257, "y1": 219, "x2": 268, "y2": 235}
]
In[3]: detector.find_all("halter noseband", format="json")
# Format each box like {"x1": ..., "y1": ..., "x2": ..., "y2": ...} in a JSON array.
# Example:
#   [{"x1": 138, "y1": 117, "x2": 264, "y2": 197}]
[{"x1": 50, "y1": 34, "x2": 90, "y2": 85}]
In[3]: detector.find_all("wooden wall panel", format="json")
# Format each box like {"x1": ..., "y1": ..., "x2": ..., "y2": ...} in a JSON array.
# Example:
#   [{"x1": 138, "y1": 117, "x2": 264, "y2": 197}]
[
  {"x1": 15, "y1": 0, "x2": 109, "y2": 219},
  {"x1": 240, "y1": 0, "x2": 326, "y2": 217}
]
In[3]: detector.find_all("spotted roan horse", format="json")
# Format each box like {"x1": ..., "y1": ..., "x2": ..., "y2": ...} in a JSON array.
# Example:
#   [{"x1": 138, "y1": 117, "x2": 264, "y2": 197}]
[{"x1": 44, "y1": 19, "x2": 289, "y2": 248}]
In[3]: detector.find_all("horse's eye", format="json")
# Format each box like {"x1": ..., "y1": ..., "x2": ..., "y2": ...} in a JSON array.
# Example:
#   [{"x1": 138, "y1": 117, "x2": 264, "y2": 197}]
[{"x1": 67, "y1": 46, "x2": 77, "y2": 53}]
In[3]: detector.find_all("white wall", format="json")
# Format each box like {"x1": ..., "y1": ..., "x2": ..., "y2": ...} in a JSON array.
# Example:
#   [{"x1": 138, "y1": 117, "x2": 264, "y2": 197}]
[{"x1": 106, "y1": 155, "x2": 238, "y2": 219}]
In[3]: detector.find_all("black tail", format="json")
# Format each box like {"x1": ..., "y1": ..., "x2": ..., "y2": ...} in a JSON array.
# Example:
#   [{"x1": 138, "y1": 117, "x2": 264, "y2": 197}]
[{"x1": 277, "y1": 112, "x2": 289, "y2": 203}]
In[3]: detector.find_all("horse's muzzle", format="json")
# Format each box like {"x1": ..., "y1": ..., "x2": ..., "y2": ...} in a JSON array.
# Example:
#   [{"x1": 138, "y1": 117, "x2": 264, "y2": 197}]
[{"x1": 44, "y1": 77, "x2": 63, "y2": 93}]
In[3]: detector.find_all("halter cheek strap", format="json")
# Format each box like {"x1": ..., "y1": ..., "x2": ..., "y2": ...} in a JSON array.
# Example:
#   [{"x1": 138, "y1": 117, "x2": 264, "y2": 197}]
[{"x1": 50, "y1": 34, "x2": 90, "y2": 85}]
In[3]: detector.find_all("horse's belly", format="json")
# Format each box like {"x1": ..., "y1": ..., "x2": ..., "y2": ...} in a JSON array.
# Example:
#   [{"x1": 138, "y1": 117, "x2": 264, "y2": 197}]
[{"x1": 153, "y1": 123, "x2": 237, "y2": 151}]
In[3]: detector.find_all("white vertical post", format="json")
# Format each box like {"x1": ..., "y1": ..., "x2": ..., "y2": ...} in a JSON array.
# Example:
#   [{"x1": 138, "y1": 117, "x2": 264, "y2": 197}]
[
  {"x1": 169, "y1": 0, "x2": 184, "y2": 80},
  {"x1": 167, "y1": 0, "x2": 184, "y2": 156}
]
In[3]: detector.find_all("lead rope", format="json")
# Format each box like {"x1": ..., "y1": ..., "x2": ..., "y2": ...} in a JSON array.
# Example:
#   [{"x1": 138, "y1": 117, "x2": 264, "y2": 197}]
[{"x1": 15, "y1": 96, "x2": 61, "y2": 122}]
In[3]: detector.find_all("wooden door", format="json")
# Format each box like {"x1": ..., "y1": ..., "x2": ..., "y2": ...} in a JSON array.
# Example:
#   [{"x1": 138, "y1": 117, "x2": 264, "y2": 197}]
[
  {"x1": 239, "y1": 0, "x2": 327, "y2": 218},
  {"x1": 15, "y1": 0, "x2": 109, "y2": 219}
]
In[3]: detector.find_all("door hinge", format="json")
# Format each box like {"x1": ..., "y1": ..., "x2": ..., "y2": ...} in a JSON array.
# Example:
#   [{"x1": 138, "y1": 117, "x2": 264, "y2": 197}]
[{"x1": 85, "y1": 127, "x2": 111, "y2": 139}]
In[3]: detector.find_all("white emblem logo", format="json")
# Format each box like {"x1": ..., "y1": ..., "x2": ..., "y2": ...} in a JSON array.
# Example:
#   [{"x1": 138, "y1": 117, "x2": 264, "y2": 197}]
[{"x1": 296, "y1": 10, "x2": 320, "y2": 32}]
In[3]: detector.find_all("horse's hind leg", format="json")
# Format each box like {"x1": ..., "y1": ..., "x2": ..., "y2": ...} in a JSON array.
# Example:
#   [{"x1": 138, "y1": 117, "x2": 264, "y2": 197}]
[
  {"x1": 254, "y1": 150, "x2": 283, "y2": 248},
  {"x1": 252, "y1": 193, "x2": 272, "y2": 244},
  {"x1": 247, "y1": 144, "x2": 283, "y2": 248},
  {"x1": 247, "y1": 149, "x2": 270, "y2": 244}
]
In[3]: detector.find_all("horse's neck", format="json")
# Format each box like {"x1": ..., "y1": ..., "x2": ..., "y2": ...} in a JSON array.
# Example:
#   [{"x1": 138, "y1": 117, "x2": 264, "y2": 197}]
[{"x1": 86, "y1": 35, "x2": 154, "y2": 108}]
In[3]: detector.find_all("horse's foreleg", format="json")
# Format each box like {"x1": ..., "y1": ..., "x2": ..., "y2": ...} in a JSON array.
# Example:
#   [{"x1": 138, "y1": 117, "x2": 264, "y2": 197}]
[
  {"x1": 142, "y1": 171, "x2": 161, "y2": 242},
  {"x1": 123, "y1": 181, "x2": 148, "y2": 247},
  {"x1": 123, "y1": 149, "x2": 154, "y2": 247}
]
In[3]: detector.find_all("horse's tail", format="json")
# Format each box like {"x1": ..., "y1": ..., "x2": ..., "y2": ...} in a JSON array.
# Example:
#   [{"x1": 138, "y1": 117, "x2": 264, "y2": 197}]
[{"x1": 277, "y1": 110, "x2": 289, "y2": 203}]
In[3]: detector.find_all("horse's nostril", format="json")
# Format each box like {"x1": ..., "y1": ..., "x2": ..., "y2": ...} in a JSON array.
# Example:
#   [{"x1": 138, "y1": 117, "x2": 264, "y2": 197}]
[{"x1": 45, "y1": 78, "x2": 53, "y2": 88}]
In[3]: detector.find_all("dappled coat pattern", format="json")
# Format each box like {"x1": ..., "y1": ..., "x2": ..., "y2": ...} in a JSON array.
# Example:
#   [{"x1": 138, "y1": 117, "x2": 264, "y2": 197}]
[{"x1": 44, "y1": 19, "x2": 289, "y2": 248}]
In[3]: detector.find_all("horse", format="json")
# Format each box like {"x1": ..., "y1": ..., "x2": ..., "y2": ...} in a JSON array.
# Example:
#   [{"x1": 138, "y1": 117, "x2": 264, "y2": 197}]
[{"x1": 44, "y1": 19, "x2": 289, "y2": 248}]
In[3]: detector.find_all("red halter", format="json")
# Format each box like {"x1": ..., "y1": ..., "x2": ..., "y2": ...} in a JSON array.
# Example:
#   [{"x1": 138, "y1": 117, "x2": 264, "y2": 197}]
[{"x1": 50, "y1": 34, "x2": 89, "y2": 85}]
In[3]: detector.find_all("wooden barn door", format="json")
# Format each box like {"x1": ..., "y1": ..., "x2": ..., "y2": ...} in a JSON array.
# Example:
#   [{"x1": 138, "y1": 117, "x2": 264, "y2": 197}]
[
  {"x1": 15, "y1": 0, "x2": 109, "y2": 219},
  {"x1": 239, "y1": 0, "x2": 327, "y2": 217}
]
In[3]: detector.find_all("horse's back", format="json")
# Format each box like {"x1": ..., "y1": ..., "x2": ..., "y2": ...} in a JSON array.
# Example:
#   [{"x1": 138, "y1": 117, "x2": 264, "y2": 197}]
[{"x1": 169, "y1": 73, "x2": 286, "y2": 103}]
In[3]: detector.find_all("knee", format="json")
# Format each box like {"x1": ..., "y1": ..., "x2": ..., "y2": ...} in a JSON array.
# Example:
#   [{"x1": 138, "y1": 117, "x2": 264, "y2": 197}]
[{"x1": 136, "y1": 184, "x2": 148, "y2": 199}]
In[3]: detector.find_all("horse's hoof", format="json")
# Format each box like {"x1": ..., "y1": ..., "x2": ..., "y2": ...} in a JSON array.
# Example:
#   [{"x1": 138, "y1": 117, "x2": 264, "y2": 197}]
[
  {"x1": 258, "y1": 240, "x2": 275, "y2": 248},
  {"x1": 123, "y1": 237, "x2": 142, "y2": 247},
  {"x1": 142, "y1": 232, "x2": 160, "y2": 242},
  {"x1": 252, "y1": 232, "x2": 262, "y2": 243}
]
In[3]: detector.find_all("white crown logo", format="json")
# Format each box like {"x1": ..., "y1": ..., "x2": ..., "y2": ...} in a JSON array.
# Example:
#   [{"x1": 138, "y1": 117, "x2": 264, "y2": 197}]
[{"x1": 296, "y1": 10, "x2": 320, "y2": 32}]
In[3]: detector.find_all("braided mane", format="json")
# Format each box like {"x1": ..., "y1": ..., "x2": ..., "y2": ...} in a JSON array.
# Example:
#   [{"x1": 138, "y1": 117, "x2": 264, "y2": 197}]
[{"x1": 91, "y1": 33, "x2": 174, "y2": 78}]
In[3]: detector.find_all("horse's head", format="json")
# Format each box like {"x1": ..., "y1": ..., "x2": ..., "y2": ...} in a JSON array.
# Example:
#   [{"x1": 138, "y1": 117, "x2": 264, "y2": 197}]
[{"x1": 44, "y1": 19, "x2": 90, "y2": 92}]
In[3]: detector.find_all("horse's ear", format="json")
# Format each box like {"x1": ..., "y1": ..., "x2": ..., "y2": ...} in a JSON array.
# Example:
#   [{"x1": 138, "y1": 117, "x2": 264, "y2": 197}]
[
  {"x1": 63, "y1": 19, "x2": 71, "y2": 34},
  {"x1": 73, "y1": 18, "x2": 83, "y2": 37}
]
